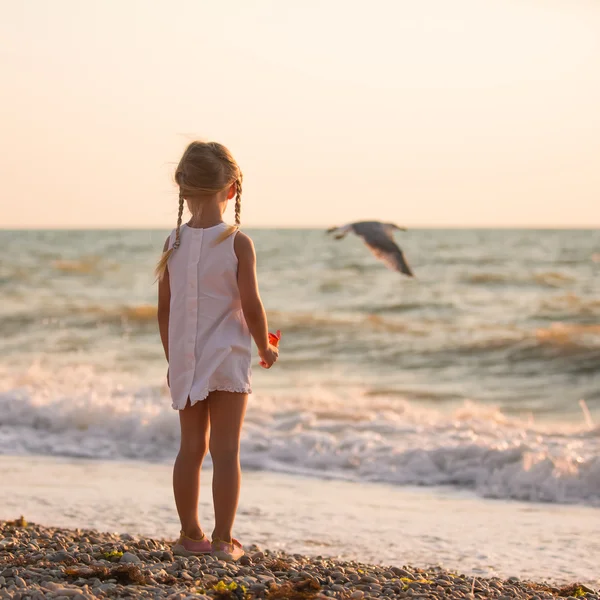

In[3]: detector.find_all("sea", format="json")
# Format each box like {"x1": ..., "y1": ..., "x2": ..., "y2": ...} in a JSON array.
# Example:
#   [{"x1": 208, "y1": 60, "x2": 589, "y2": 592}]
[{"x1": 1, "y1": 228, "x2": 599, "y2": 507}]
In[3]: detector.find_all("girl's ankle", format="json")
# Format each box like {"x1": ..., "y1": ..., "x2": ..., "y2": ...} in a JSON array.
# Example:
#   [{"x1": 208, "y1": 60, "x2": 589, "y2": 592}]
[{"x1": 182, "y1": 527, "x2": 205, "y2": 540}]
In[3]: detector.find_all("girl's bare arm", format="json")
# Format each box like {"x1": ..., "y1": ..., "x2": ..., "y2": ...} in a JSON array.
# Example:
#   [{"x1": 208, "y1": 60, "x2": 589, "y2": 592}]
[
  {"x1": 157, "y1": 237, "x2": 171, "y2": 362},
  {"x1": 234, "y1": 232, "x2": 278, "y2": 367}
]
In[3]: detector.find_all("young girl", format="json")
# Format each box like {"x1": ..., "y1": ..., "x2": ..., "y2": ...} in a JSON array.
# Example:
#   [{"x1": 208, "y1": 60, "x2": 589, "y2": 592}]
[{"x1": 156, "y1": 141, "x2": 278, "y2": 561}]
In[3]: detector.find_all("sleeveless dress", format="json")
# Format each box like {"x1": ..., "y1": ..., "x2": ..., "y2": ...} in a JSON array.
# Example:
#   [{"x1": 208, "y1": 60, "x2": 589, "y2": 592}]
[{"x1": 167, "y1": 222, "x2": 252, "y2": 410}]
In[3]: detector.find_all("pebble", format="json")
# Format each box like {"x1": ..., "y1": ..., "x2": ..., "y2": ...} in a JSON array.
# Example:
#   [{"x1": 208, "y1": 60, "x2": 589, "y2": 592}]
[
  {"x1": 76, "y1": 553, "x2": 92, "y2": 564},
  {"x1": 49, "y1": 588, "x2": 83, "y2": 597},
  {"x1": 49, "y1": 551, "x2": 72, "y2": 562},
  {"x1": 119, "y1": 551, "x2": 141, "y2": 564}
]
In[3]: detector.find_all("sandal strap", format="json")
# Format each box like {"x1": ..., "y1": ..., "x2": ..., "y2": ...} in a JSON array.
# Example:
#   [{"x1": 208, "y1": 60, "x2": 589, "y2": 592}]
[
  {"x1": 213, "y1": 537, "x2": 243, "y2": 548},
  {"x1": 180, "y1": 530, "x2": 206, "y2": 542}
]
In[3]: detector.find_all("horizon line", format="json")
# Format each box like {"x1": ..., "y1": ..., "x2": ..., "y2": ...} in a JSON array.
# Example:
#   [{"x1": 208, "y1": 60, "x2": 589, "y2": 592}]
[{"x1": 1, "y1": 224, "x2": 599, "y2": 231}]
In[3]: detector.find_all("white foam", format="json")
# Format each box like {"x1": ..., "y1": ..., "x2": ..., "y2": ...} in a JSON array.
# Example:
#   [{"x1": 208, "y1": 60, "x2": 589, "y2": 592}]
[{"x1": 1, "y1": 364, "x2": 599, "y2": 506}]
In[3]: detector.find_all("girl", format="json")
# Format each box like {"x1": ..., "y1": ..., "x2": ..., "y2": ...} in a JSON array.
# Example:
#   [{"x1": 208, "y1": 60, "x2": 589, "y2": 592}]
[{"x1": 156, "y1": 141, "x2": 278, "y2": 561}]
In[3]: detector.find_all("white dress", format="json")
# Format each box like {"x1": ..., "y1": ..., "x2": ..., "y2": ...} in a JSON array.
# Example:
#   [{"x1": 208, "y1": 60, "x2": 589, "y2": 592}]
[{"x1": 167, "y1": 222, "x2": 252, "y2": 410}]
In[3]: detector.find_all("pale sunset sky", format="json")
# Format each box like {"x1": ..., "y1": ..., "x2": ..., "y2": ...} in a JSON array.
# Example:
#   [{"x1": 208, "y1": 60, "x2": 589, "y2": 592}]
[{"x1": 1, "y1": 0, "x2": 599, "y2": 228}]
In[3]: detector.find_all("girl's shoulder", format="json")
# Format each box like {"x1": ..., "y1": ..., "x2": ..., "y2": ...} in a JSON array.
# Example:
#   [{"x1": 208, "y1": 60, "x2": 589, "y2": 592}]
[{"x1": 233, "y1": 230, "x2": 255, "y2": 260}]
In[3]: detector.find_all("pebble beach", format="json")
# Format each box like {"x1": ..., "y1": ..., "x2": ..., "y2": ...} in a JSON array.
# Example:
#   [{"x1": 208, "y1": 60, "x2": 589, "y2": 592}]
[{"x1": 1, "y1": 519, "x2": 598, "y2": 600}]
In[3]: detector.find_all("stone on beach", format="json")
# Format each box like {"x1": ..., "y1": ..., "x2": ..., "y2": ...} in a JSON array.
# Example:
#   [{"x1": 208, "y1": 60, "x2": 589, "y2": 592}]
[{"x1": 119, "y1": 552, "x2": 141, "y2": 564}]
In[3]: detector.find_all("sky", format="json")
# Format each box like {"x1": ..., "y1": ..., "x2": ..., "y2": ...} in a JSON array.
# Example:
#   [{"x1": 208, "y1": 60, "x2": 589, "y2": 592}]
[{"x1": 1, "y1": 0, "x2": 599, "y2": 228}]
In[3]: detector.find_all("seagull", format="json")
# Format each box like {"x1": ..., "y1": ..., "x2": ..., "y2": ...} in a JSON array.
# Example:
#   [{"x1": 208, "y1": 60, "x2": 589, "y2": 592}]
[{"x1": 326, "y1": 221, "x2": 414, "y2": 276}]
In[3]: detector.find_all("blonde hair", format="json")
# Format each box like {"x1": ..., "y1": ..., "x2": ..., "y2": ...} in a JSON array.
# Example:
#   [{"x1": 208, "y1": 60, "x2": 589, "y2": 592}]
[{"x1": 155, "y1": 141, "x2": 243, "y2": 280}]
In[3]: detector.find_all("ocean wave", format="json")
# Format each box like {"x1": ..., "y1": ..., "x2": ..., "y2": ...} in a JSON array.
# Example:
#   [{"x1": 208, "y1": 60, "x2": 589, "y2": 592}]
[
  {"x1": 0, "y1": 267, "x2": 34, "y2": 285},
  {"x1": 538, "y1": 294, "x2": 600, "y2": 318},
  {"x1": 426, "y1": 322, "x2": 600, "y2": 365},
  {"x1": 365, "y1": 321, "x2": 600, "y2": 374},
  {"x1": 533, "y1": 272, "x2": 576, "y2": 287},
  {"x1": 463, "y1": 271, "x2": 576, "y2": 288},
  {"x1": 52, "y1": 257, "x2": 102, "y2": 274},
  {"x1": 51, "y1": 256, "x2": 121, "y2": 275},
  {"x1": 2, "y1": 302, "x2": 597, "y2": 378},
  {"x1": 368, "y1": 301, "x2": 453, "y2": 314},
  {"x1": 464, "y1": 273, "x2": 511, "y2": 285},
  {"x1": 86, "y1": 304, "x2": 157, "y2": 324},
  {"x1": 266, "y1": 310, "x2": 413, "y2": 334},
  {"x1": 0, "y1": 304, "x2": 158, "y2": 335},
  {"x1": 535, "y1": 323, "x2": 600, "y2": 345},
  {"x1": 0, "y1": 365, "x2": 598, "y2": 507},
  {"x1": 454, "y1": 322, "x2": 600, "y2": 355}
]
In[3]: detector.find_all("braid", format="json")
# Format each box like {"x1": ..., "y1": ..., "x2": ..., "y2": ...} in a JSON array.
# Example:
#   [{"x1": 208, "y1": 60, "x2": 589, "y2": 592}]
[
  {"x1": 234, "y1": 175, "x2": 242, "y2": 227},
  {"x1": 154, "y1": 191, "x2": 185, "y2": 281},
  {"x1": 173, "y1": 193, "x2": 184, "y2": 249},
  {"x1": 214, "y1": 176, "x2": 243, "y2": 245}
]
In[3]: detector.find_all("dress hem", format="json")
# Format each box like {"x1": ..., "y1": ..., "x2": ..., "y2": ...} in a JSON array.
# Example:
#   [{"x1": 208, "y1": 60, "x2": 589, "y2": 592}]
[{"x1": 171, "y1": 386, "x2": 252, "y2": 410}]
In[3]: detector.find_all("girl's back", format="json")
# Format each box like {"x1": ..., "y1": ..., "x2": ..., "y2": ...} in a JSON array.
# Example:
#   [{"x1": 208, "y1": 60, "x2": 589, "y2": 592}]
[{"x1": 167, "y1": 223, "x2": 251, "y2": 410}]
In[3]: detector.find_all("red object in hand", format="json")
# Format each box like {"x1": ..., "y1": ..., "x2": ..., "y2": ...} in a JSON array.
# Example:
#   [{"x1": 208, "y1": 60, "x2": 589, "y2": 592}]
[
  {"x1": 260, "y1": 330, "x2": 281, "y2": 367},
  {"x1": 268, "y1": 330, "x2": 281, "y2": 348}
]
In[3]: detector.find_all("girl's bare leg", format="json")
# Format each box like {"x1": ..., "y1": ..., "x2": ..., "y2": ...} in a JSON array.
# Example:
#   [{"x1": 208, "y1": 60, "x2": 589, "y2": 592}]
[
  {"x1": 208, "y1": 391, "x2": 248, "y2": 542},
  {"x1": 173, "y1": 399, "x2": 210, "y2": 539}
]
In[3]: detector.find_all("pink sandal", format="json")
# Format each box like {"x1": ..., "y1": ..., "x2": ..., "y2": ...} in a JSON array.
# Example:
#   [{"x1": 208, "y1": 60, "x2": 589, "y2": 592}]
[
  {"x1": 211, "y1": 537, "x2": 245, "y2": 561},
  {"x1": 172, "y1": 530, "x2": 212, "y2": 555}
]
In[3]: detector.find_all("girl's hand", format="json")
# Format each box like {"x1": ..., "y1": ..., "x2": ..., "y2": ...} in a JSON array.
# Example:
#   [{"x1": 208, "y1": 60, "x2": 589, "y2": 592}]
[{"x1": 259, "y1": 344, "x2": 279, "y2": 369}]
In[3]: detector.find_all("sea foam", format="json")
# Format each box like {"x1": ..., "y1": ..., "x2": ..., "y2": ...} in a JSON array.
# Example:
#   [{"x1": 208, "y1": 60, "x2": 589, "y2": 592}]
[{"x1": 1, "y1": 364, "x2": 598, "y2": 506}]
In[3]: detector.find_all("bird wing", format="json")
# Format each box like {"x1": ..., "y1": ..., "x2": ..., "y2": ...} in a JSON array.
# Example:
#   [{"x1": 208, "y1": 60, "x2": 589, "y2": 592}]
[
  {"x1": 353, "y1": 223, "x2": 414, "y2": 276},
  {"x1": 326, "y1": 224, "x2": 353, "y2": 239}
]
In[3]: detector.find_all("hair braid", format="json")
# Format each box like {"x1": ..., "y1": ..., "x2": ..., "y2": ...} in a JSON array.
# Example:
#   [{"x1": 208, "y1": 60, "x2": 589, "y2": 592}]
[
  {"x1": 234, "y1": 175, "x2": 242, "y2": 227},
  {"x1": 154, "y1": 192, "x2": 185, "y2": 280},
  {"x1": 173, "y1": 193, "x2": 184, "y2": 249}
]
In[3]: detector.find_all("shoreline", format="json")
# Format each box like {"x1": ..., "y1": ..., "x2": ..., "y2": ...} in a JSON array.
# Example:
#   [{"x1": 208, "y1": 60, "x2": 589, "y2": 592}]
[
  {"x1": 2, "y1": 455, "x2": 600, "y2": 586},
  {"x1": 1, "y1": 520, "x2": 598, "y2": 600}
]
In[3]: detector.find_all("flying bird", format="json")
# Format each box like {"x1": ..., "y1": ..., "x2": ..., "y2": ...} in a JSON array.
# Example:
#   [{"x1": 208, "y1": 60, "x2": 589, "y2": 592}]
[{"x1": 326, "y1": 221, "x2": 414, "y2": 277}]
